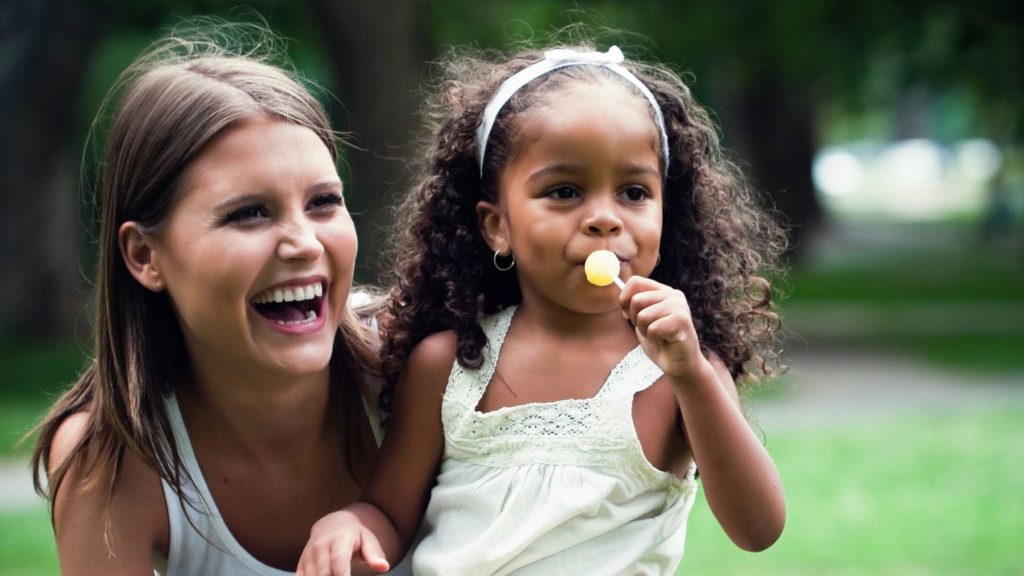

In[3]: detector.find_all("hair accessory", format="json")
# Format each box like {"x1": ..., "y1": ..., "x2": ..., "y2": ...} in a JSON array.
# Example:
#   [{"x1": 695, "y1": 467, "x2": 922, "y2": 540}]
[
  {"x1": 475, "y1": 45, "x2": 669, "y2": 176},
  {"x1": 493, "y1": 249, "x2": 516, "y2": 272}
]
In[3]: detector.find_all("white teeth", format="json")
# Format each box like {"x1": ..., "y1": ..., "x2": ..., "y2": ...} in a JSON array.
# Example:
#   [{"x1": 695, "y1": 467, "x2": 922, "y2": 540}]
[
  {"x1": 274, "y1": 309, "x2": 319, "y2": 326},
  {"x1": 253, "y1": 282, "x2": 324, "y2": 304}
]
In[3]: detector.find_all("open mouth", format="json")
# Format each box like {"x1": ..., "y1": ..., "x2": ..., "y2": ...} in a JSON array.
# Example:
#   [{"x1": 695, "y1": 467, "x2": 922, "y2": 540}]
[{"x1": 250, "y1": 281, "x2": 324, "y2": 325}]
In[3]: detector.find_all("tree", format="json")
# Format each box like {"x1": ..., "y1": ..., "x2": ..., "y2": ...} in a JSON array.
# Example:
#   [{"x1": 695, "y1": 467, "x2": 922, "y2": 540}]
[
  {"x1": 0, "y1": 0, "x2": 106, "y2": 339},
  {"x1": 310, "y1": 0, "x2": 429, "y2": 283}
]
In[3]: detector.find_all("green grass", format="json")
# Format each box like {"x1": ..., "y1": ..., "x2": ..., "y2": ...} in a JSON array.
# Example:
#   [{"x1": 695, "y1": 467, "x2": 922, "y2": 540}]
[
  {"x1": 0, "y1": 505, "x2": 58, "y2": 575},
  {"x1": 679, "y1": 405, "x2": 1024, "y2": 575}
]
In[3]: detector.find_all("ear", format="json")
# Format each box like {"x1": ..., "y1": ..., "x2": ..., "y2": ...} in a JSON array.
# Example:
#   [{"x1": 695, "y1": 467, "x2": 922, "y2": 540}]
[
  {"x1": 118, "y1": 222, "x2": 166, "y2": 292},
  {"x1": 476, "y1": 200, "x2": 509, "y2": 254}
]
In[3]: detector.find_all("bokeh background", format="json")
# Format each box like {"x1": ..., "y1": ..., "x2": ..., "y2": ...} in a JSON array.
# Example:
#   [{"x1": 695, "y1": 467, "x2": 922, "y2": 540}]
[{"x1": 2, "y1": 1, "x2": 1022, "y2": 574}]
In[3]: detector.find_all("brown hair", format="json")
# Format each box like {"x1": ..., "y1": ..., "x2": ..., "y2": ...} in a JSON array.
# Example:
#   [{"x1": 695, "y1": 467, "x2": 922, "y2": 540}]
[
  {"x1": 31, "y1": 20, "x2": 379, "y2": 520},
  {"x1": 378, "y1": 41, "x2": 786, "y2": 412}
]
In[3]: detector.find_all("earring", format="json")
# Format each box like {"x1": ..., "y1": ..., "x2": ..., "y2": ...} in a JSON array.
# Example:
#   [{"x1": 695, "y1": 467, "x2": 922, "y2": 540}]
[{"x1": 493, "y1": 249, "x2": 515, "y2": 272}]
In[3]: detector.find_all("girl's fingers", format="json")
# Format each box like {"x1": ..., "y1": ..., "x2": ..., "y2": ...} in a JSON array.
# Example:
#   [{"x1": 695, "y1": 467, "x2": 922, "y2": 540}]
[
  {"x1": 329, "y1": 539, "x2": 356, "y2": 576},
  {"x1": 645, "y1": 314, "x2": 690, "y2": 343}
]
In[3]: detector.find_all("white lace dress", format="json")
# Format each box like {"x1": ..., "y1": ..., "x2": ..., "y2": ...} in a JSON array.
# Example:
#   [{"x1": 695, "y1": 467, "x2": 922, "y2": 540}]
[{"x1": 411, "y1": 306, "x2": 698, "y2": 576}]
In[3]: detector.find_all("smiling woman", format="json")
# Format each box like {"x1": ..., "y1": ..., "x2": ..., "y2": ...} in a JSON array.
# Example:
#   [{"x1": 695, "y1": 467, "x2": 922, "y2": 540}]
[{"x1": 29, "y1": 20, "x2": 392, "y2": 576}]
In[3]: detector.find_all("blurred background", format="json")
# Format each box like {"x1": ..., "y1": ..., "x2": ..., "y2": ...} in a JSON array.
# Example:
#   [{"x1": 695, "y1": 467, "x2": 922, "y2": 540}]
[{"x1": 1, "y1": 0, "x2": 1022, "y2": 574}]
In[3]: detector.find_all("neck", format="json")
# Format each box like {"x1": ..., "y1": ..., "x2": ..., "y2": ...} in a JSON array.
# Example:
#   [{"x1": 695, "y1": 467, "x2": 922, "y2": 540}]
[
  {"x1": 176, "y1": 357, "x2": 335, "y2": 457},
  {"x1": 515, "y1": 296, "x2": 636, "y2": 345}
]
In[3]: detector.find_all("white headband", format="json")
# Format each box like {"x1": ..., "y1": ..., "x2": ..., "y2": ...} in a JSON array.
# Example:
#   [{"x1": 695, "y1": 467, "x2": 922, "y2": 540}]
[{"x1": 475, "y1": 45, "x2": 670, "y2": 176}]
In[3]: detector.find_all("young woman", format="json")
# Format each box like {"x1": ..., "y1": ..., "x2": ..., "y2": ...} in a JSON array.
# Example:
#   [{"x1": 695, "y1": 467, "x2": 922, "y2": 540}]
[{"x1": 32, "y1": 22, "x2": 387, "y2": 575}]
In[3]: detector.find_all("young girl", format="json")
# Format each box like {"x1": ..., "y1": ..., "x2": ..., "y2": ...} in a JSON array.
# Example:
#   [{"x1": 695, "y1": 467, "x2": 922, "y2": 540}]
[
  {"x1": 299, "y1": 42, "x2": 787, "y2": 576},
  {"x1": 31, "y1": 22, "x2": 390, "y2": 575}
]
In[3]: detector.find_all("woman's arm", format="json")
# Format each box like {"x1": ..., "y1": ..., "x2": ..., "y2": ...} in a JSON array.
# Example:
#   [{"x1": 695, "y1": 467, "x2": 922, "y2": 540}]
[
  {"x1": 49, "y1": 412, "x2": 168, "y2": 575},
  {"x1": 622, "y1": 278, "x2": 786, "y2": 551},
  {"x1": 298, "y1": 330, "x2": 453, "y2": 575}
]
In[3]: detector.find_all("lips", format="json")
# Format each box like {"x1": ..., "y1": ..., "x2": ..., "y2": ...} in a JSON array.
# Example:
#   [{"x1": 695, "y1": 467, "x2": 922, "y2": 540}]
[{"x1": 250, "y1": 280, "x2": 324, "y2": 325}]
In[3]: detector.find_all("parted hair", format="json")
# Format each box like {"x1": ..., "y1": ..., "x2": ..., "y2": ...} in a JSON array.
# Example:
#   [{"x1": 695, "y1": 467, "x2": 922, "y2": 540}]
[
  {"x1": 379, "y1": 41, "x2": 787, "y2": 412},
  {"x1": 31, "y1": 21, "x2": 379, "y2": 520}
]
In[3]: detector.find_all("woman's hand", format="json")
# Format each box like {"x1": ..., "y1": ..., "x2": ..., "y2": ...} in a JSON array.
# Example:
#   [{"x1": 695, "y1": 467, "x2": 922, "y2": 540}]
[{"x1": 296, "y1": 507, "x2": 390, "y2": 576}]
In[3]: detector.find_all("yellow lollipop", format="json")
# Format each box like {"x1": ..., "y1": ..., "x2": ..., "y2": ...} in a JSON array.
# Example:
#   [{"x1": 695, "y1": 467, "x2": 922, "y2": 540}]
[{"x1": 584, "y1": 250, "x2": 624, "y2": 288}]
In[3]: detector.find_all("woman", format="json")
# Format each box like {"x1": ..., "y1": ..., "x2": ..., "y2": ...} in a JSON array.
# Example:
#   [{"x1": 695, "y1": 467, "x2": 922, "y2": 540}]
[{"x1": 31, "y1": 21, "x2": 385, "y2": 574}]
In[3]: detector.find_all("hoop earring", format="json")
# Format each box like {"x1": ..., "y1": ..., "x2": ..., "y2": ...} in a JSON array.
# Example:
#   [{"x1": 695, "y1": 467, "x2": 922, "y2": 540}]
[{"x1": 493, "y1": 250, "x2": 515, "y2": 272}]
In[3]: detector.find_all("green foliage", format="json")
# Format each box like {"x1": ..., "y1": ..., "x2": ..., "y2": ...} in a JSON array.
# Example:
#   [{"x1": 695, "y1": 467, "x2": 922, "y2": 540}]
[{"x1": 0, "y1": 341, "x2": 86, "y2": 457}]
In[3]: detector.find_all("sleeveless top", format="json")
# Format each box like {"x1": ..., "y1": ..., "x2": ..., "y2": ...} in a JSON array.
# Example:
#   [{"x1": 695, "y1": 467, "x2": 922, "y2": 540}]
[
  {"x1": 155, "y1": 393, "x2": 406, "y2": 575},
  {"x1": 412, "y1": 306, "x2": 698, "y2": 576}
]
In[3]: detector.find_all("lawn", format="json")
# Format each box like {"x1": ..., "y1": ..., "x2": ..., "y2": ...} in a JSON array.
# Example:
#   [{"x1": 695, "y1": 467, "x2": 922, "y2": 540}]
[{"x1": 679, "y1": 405, "x2": 1024, "y2": 575}]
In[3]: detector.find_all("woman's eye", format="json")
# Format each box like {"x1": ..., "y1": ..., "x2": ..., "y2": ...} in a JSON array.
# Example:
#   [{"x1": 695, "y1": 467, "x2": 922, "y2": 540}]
[
  {"x1": 309, "y1": 193, "x2": 344, "y2": 211},
  {"x1": 622, "y1": 186, "x2": 650, "y2": 202},
  {"x1": 224, "y1": 204, "x2": 268, "y2": 223},
  {"x1": 547, "y1": 185, "x2": 580, "y2": 200}
]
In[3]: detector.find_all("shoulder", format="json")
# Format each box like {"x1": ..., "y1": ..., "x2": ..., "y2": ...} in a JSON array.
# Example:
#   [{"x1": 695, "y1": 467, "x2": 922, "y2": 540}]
[
  {"x1": 399, "y1": 330, "x2": 458, "y2": 399},
  {"x1": 49, "y1": 411, "x2": 91, "y2": 474},
  {"x1": 408, "y1": 330, "x2": 458, "y2": 370},
  {"x1": 50, "y1": 411, "x2": 169, "y2": 572}
]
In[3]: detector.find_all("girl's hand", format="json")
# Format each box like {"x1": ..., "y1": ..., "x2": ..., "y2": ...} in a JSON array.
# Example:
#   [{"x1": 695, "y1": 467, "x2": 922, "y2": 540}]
[
  {"x1": 620, "y1": 276, "x2": 709, "y2": 382},
  {"x1": 296, "y1": 509, "x2": 390, "y2": 576}
]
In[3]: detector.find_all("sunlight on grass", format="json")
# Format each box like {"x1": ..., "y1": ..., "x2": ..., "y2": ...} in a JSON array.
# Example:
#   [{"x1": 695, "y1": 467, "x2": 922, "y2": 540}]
[{"x1": 679, "y1": 406, "x2": 1024, "y2": 575}]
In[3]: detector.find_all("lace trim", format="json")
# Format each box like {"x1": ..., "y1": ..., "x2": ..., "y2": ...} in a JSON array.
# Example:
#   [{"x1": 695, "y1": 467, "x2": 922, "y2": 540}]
[{"x1": 442, "y1": 307, "x2": 680, "y2": 477}]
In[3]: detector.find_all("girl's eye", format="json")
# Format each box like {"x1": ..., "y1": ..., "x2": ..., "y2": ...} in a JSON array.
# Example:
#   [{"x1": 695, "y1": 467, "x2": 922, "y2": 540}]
[
  {"x1": 308, "y1": 192, "x2": 344, "y2": 211},
  {"x1": 547, "y1": 185, "x2": 580, "y2": 200},
  {"x1": 621, "y1": 186, "x2": 650, "y2": 202},
  {"x1": 224, "y1": 204, "x2": 269, "y2": 224}
]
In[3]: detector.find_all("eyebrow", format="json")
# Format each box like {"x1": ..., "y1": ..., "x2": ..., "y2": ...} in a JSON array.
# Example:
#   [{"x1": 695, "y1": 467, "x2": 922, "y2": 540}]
[
  {"x1": 526, "y1": 163, "x2": 660, "y2": 182},
  {"x1": 212, "y1": 180, "x2": 343, "y2": 211}
]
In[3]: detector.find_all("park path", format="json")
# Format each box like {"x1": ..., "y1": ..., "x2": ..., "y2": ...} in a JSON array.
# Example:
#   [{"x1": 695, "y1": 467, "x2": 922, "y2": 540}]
[{"x1": 750, "y1": 341, "x2": 1024, "y2": 432}]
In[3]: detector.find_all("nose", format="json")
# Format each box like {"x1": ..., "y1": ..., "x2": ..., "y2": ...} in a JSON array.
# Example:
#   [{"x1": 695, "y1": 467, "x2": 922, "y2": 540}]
[
  {"x1": 582, "y1": 197, "x2": 623, "y2": 236},
  {"x1": 277, "y1": 216, "x2": 324, "y2": 261}
]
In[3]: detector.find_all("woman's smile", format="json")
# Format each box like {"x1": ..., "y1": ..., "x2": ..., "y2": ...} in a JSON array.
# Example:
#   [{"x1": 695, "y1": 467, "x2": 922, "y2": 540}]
[{"x1": 250, "y1": 277, "x2": 329, "y2": 333}]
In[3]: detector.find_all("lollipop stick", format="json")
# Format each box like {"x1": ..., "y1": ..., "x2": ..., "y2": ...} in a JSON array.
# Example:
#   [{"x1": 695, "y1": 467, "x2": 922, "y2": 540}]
[{"x1": 612, "y1": 276, "x2": 625, "y2": 289}]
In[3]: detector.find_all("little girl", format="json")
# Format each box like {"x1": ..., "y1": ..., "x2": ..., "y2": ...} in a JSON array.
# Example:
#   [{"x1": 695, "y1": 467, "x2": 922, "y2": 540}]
[{"x1": 299, "y1": 42, "x2": 787, "y2": 576}]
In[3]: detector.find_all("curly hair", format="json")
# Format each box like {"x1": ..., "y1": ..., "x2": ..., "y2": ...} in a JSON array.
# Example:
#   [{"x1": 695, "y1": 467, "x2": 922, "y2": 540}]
[{"x1": 378, "y1": 42, "x2": 787, "y2": 413}]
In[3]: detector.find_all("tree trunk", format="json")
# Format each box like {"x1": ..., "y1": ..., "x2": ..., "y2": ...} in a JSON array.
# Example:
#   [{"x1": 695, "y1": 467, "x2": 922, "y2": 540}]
[
  {"x1": 309, "y1": 0, "x2": 428, "y2": 283},
  {"x1": 719, "y1": 71, "x2": 823, "y2": 259},
  {"x1": 0, "y1": 0, "x2": 105, "y2": 339}
]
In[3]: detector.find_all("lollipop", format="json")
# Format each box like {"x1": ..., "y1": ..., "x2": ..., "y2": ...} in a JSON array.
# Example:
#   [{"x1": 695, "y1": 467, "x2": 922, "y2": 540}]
[{"x1": 584, "y1": 250, "x2": 625, "y2": 289}]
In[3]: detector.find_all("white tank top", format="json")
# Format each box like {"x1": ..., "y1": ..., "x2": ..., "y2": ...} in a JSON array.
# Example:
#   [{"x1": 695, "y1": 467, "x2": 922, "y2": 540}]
[
  {"x1": 156, "y1": 393, "x2": 403, "y2": 575},
  {"x1": 412, "y1": 306, "x2": 698, "y2": 575}
]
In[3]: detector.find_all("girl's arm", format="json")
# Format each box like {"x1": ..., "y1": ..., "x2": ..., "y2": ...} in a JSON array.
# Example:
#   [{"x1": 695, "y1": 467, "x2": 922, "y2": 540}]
[
  {"x1": 298, "y1": 331, "x2": 453, "y2": 575},
  {"x1": 49, "y1": 412, "x2": 168, "y2": 575},
  {"x1": 621, "y1": 278, "x2": 786, "y2": 552}
]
